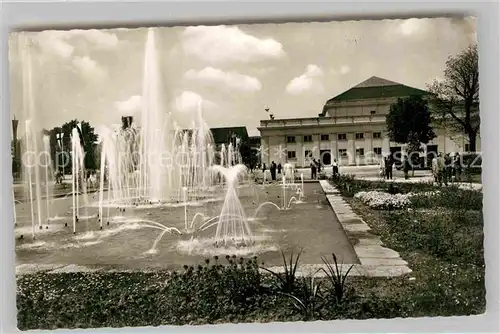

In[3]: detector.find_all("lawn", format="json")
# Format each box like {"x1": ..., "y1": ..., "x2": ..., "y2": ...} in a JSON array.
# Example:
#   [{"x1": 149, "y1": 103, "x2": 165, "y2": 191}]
[{"x1": 16, "y1": 175, "x2": 486, "y2": 330}]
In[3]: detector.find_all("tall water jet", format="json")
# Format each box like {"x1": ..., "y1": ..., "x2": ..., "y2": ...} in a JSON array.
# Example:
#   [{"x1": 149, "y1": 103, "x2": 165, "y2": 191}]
[
  {"x1": 282, "y1": 174, "x2": 286, "y2": 209},
  {"x1": 24, "y1": 121, "x2": 36, "y2": 239},
  {"x1": 183, "y1": 187, "x2": 188, "y2": 231},
  {"x1": 139, "y1": 27, "x2": 164, "y2": 201},
  {"x1": 42, "y1": 135, "x2": 52, "y2": 228},
  {"x1": 212, "y1": 164, "x2": 254, "y2": 247},
  {"x1": 71, "y1": 125, "x2": 86, "y2": 233}
]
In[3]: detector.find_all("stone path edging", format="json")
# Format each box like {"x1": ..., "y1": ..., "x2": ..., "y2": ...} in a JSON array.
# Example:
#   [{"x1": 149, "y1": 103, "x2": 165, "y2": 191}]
[{"x1": 319, "y1": 180, "x2": 412, "y2": 278}]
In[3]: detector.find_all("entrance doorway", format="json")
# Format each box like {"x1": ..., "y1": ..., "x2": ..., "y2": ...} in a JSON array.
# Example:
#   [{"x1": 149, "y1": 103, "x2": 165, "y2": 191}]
[{"x1": 320, "y1": 150, "x2": 331, "y2": 165}]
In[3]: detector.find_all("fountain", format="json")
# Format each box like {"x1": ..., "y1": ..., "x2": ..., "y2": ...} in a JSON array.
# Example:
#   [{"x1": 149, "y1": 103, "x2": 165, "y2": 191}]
[
  {"x1": 13, "y1": 27, "x2": 309, "y2": 260},
  {"x1": 211, "y1": 164, "x2": 254, "y2": 247},
  {"x1": 283, "y1": 162, "x2": 295, "y2": 183}
]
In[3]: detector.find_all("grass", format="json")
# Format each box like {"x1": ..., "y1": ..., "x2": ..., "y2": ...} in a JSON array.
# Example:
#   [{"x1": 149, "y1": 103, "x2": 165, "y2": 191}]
[
  {"x1": 16, "y1": 176, "x2": 486, "y2": 329},
  {"x1": 332, "y1": 176, "x2": 486, "y2": 318}
]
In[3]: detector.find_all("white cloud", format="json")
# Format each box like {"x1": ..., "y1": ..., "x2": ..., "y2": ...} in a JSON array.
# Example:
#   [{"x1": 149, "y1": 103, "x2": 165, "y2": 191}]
[
  {"x1": 114, "y1": 95, "x2": 141, "y2": 115},
  {"x1": 305, "y1": 64, "x2": 324, "y2": 77},
  {"x1": 184, "y1": 67, "x2": 261, "y2": 92},
  {"x1": 173, "y1": 91, "x2": 217, "y2": 113},
  {"x1": 37, "y1": 31, "x2": 75, "y2": 58},
  {"x1": 400, "y1": 18, "x2": 422, "y2": 36},
  {"x1": 182, "y1": 25, "x2": 285, "y2": 63},
  {"x1": 72, "y1": 56, "x2": 107, "y2": 81},
  {"x1": 285, "y1": 64, "x2": 324, "y2": 95},
  {"x1": 340, "y1": 65, "x2": 351, "y2": 75},
  {"x1": 70, "y1": 29, "x2": 119, "y2": 48},
  {"x1": 35, "y1": 29, "x2": 119, "y2": 59}
]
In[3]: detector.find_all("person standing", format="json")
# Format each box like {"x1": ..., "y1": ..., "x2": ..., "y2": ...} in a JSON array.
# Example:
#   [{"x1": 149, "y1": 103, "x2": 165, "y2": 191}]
[
  {"x1": 454, "y1": 153, "x2": 462, "y2": 181},
  {"x1": 432, "y1": 155, "x2": 439, "y2": 184},
  {"x1": 277, "y1": 162, "x2": 282, "y2": 175},
  {"x1": 379, "y1": 155, "x2": 386, "y2": 180},
  {"x1": 436, "y1": 153, "x2": 446, "y2": 186},
  {"x1": 385, "y1": 156, "x2": 394, "y2": 180},
  {"x1": 310, "y1": 159, "x2": 317, "y2": 180},
  {"x1": 444, "y1": 153, "x2": 452, "y2": 185},
  {"x1": 332, "y1": 159, "x2": 339, "y2": 176},
  {"x1": 403, "y1": 155, "x2": 411, "y2": 180},
  {"x1": 270, "y1": 161, "x2": 277, "y2": 181}
]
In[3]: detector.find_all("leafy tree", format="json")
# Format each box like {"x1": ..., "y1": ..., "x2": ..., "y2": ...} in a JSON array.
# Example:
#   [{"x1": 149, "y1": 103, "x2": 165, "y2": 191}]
[
  {"x1": 386, "y1": 95, "x2": 436, "y2": 174},
  {"x1": 11, "y1": 139, "x2": 22, "y2": 180},
  {"x1": 48, "y1": 119, "x2": 99, "y2": 173},
  {"x1": 427, "y1": 44, "x2": 479, "y2": 152}
]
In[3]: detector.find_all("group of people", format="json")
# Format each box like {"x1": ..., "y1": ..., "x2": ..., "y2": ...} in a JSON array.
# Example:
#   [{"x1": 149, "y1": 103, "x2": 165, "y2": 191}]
[
  {"x1": 379, "y1": 156, "x2": 395, "y2": 180},
  {"x1": 432, "y1": 152, "x2": 462, "y2": 186},
  {"x1": 53, "y1": 169, "x2": 100, "y2": 188},
  {"x1": 264, "y1": 161, "x2": 283, "y2": 181},
  {"x1": 309, "y1": 159, "x2": 322, "y2": 179},
  {"x1": 378, "y1": 152, "x2": 463, "y2": 185}
]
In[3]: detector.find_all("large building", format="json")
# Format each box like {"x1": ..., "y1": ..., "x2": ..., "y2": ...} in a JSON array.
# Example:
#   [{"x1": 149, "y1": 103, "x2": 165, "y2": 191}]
[{"x1": 258, "y1": 76, "x2": 481, "y2": 168}]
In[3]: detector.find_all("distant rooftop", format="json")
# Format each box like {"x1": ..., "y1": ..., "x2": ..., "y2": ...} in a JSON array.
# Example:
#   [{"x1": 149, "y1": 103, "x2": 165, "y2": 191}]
[
  {"x1": 210, "y1": 126, "x2": 249, "y2": 144},
  {"x1": 319, "y1": 76, "x2": 430, "y2": 116}
]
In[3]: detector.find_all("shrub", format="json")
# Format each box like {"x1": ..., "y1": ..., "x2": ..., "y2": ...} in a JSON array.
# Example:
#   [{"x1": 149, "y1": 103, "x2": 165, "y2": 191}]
[
  {"x1": 281, "y1": 276, "x2": 324, "y2": 321},
  {"x1": 320, "y1": 253, "x2": 354, "y2": 304},
  {"x1": 260, "y1": 249, "x2": 302, "y2": 294}
]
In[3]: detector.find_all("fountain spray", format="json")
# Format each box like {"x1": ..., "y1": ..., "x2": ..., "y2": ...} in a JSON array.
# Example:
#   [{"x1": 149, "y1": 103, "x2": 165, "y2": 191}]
[
  {"x1": 301, "y1": 173, "x2": 304, "y2": 196},
  {"x1": 282, "y1": 174, "x2": 286, "y2": 209},
  {"x1": 183, "y1": 186, "x2": 188, "y2": 231},
  {"x1": 43, "y1": 136, "x2": 51, "y2": 228},
  {"x1": 98, "y1": 140, "x2": 106, "y2": 229},
  {"x1": 24, "y1": 121, "x2": 36, "y2": 240}
]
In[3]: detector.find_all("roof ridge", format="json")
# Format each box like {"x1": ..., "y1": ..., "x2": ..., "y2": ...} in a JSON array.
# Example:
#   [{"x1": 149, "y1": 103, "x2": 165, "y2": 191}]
[{"x1": 353, "y1": 76, "x2": 402, "y2": 88}]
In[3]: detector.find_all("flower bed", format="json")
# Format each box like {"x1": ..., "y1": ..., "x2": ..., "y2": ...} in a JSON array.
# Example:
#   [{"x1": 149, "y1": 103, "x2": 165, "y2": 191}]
[
  {"x1": 354, "y1": 191, "x2": 411, "y2": 210},
  {"x1": 354, "y1": 190, "x2": 440, "y2": 210}
]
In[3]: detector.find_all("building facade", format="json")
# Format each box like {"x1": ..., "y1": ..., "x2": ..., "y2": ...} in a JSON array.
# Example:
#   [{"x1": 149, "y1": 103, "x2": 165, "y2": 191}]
[{"x1": 258, "y1": 76, "x2": 481, "y2": 168}]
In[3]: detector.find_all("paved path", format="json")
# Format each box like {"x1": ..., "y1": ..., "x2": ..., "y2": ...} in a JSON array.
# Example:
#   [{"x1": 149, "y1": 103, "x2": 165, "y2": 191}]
[{"x1": 318, "y1": 180, "x2": 412, "y2": 277}]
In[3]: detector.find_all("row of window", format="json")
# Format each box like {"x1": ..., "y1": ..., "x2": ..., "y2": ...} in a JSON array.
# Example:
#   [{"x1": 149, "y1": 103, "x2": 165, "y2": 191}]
[
  {"x1": 287, "y1": 147, "x2": 383, "y2": 159},
  {"x1": 286, "y1": 132, "x2": 382, "y2": 143}
]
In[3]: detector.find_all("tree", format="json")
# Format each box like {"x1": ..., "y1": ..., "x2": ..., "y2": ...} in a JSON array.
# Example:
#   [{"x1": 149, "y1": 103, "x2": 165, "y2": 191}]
[
  {"x1": 48, "y1": 119, "x2": 99, "y2": 173},
  {"x1": 386, "y1": 95, "x2": 436, "y2": 174},
  {"x1": 11, "y1": 139, "x2": 21, "y2": 180},
  {"x1": 427, "y1": 44, "x2": 479, "y2": 152}
]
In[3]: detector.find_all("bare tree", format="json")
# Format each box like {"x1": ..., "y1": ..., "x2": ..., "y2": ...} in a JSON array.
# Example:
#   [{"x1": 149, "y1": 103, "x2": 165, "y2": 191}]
[{"x1": 427, "y1": 44, "x2": 480, "y2": 152}]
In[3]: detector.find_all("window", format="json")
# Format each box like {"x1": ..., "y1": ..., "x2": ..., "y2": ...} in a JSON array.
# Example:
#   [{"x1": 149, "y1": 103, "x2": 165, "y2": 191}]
[
  {"x1": 287, "y1": 151, "x2": 296, "y2": 159},
  {"x1": 356, "y1": 148, "x2": 365, "y2": 156},
  {"x1": 464, "y1": 144, "x2": 470, "y2": 152},
  {"x1": 373, "y1": 147, "x2": 382, "y2": 155},
  {"x1": 320, "y1": 134, "x2": 329, "y2": 141},
  {"x1": 355, "y1": 133, "x2": 364, "y2": 140},
  {"x1": 303, "y1": 135, "x2": 313, "y2": 142},
  {"x1": 304, "y1": 150, "x2": 312, "y2": 158},
  {"x1": 337, "y1": 133, "x2": 347, "y2": 141},
  {"x1": 373, "y1": 132, "x2": 382, "y2": 139},
  {"x1": 370, "y1": 110, "x2": 376, "y2": 115},
  {"x1": 287, "y1": 136, "x2": 296, "y2": 143},
  {"x1": 338, "y1": 149, "x2": 347, "y2": 157}
]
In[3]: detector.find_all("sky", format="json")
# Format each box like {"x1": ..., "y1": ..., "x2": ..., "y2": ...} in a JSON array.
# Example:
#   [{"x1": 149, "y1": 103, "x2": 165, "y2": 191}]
[{"x1": 9, "y1": 16, "x2": 477, "y2": 138}]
